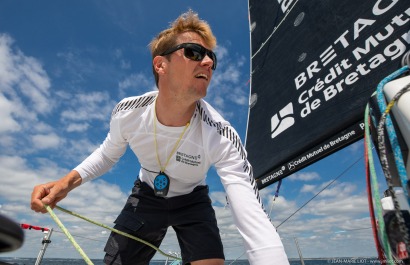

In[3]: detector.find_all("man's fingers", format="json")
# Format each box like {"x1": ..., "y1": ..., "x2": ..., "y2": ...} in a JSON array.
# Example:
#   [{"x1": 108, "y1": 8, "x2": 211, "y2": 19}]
[
  {"x1": 32, "y1": 185, "x2": 48, "y2": 198},
  {"x1": 30, "y1": 185, "x2": 53, "y2": 213},
  {"x1": 41, "y1": 186, "x2": 56, "y2": 205},
  {"x1": 42, "y1": 185, "x2": 49, "y2": 194}
]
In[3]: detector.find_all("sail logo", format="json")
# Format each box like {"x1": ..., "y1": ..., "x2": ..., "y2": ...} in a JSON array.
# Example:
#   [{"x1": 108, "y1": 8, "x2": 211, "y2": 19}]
[
  {"x1": 271, "y1": 102, "x2": 295, "y2": 139},
  {"x1": 277, "y1": 0, "x2": 296, "y2": 14}
]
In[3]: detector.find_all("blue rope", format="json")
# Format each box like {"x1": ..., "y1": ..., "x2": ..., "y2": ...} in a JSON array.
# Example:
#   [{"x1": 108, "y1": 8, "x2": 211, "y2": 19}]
[
  {"x1": 274, "y1": 179, "x2": 282, "y2": 198},
  {"x1": 375, "y1": 65, "x2": 410, "y2": 205}
]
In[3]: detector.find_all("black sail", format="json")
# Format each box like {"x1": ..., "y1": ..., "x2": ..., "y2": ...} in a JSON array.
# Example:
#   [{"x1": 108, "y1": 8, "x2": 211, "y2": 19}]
[{"x1": 246, "y1": 0, "x2": 410, "y2": 189}]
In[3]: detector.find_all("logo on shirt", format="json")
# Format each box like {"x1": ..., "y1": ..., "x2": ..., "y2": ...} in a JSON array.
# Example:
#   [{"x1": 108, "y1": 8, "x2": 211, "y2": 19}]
[{"x1": 176, "y1": 152, "x2": 201, "y2": 167}]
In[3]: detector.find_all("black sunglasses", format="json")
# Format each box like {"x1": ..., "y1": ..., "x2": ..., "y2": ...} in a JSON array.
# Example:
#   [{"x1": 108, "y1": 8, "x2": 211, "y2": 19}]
[{"x1": 161, "y1": 43, "x2": 217, "y2": 70}]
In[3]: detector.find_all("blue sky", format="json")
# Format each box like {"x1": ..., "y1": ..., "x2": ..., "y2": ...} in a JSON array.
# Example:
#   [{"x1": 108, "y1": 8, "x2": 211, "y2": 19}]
[{"x1": 0, "y1": 0, "x2": 389, "y2": 261}]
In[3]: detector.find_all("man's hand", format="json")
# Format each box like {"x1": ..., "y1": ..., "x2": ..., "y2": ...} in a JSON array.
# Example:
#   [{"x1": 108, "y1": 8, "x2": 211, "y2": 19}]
[{"x1": 30, "y1": 170, "x2": 82, "y2": 214}]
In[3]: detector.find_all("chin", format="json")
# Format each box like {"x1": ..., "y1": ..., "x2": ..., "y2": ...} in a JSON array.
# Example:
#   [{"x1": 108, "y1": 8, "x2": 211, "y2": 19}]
[
  {"x1": 190, "y1": 87, "x2": 207, "y2": 100},
  {"x1": 198, "y1": 90, "x2": 207, "y2": 99}
]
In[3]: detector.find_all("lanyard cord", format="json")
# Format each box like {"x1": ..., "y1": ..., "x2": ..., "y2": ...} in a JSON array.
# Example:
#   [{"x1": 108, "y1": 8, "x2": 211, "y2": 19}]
[{"x1": 153, "y1": 98, "x2": 189, "y2": 173}]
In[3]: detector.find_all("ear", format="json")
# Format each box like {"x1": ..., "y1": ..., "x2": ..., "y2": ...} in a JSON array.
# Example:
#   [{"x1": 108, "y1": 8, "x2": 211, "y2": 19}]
[{"x1": 153, "y1": 56, "x2": 167, "y2": 75}]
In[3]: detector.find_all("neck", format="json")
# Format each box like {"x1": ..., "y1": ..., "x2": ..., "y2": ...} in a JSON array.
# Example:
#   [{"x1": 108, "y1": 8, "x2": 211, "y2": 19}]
[{"x1": 155, "y1": 93, "x2": 196, "y2": 127}]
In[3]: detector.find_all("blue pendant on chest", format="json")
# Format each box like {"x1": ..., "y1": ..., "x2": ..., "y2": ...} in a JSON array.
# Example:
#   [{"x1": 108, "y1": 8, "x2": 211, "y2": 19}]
[{"x1": 154, "y1": 172, "x2": 170, "y2": 197}]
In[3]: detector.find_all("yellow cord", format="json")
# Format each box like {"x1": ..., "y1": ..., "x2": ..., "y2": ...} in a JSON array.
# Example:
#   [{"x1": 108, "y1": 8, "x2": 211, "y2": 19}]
[
  {"x1": 46, "y1": 205, "x2": 181, "y2": 261},
  {"x1": 44, "y1": 204, "x2": 94, "y2": 265},
  {"x1": 153, "y1": 97, "x2": 189, "y2": 173}
]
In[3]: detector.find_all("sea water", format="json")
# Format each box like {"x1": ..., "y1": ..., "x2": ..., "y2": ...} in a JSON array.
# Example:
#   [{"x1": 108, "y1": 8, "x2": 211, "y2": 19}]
[{"x1": 0, "y1": 257, "x2": 384, "y2": 265}]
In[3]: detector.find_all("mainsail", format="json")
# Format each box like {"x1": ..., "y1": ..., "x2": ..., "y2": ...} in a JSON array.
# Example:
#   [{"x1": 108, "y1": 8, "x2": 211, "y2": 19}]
[{"x1": 246, "y1": 0, "x2": 410, "y2": 189}]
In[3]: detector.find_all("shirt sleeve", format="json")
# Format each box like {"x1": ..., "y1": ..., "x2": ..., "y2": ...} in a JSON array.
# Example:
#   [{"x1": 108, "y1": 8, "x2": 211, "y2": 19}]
[
  {"x1": 74, "y1": 112, "x2": 128, "y2": 183},
  {"x1": 211, "y1": 126, "x2": 289, "y2": 265}
]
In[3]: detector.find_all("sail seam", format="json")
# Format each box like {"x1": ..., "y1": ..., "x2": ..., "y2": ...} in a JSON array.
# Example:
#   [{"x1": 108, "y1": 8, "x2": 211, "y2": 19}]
[{"x1": 251, "y1": 0, "x2": 299, "y2": 59}]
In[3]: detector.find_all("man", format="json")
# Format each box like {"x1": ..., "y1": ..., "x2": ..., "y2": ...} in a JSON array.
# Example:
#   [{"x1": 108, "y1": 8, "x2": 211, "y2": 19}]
[{"x1": 31, "y1": 10, "x2": 289, "y2": 265}]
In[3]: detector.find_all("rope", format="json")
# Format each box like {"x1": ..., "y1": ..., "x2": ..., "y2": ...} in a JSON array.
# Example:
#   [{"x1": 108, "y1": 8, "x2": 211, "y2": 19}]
[
  {"x1": 55, "y1": 205, "x2": 182, "y2": 260},
  {"x1": 374, "y1": 67, "x2": 410, "y2": 256},
  {"x1": 268, "y1": 179, "x2": 282, "y2": 217},
  {"x1": 364, "y1": 118, "x2": 386, "y2": 264},
  {"x1": 45, "y1": 205, "x2": 182, "y2": 262},
  {"x1": 375, "y1": 65, "x2": 410, "y2": 204},
  {"x1": 364, "y1": 103, "x2": 393, "y2": 262},
  {"x1": 44, "y1": 205, "x2": 93, "y2": 265}
]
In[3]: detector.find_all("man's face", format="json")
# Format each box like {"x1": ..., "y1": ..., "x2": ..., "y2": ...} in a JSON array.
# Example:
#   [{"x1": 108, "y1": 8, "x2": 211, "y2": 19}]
[{"x1": 164, "y1": 32, "x2": 215, "y2": 102}]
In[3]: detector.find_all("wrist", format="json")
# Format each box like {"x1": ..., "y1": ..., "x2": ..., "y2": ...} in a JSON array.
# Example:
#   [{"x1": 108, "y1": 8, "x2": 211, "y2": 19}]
[{"x1": 62, "y1": 170, "x2": 82, "y2": 191}]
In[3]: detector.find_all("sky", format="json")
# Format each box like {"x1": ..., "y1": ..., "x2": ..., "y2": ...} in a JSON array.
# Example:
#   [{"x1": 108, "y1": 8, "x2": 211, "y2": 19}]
[{"x1": 0, "y1": 0, "x2": 391, "y2": 261}]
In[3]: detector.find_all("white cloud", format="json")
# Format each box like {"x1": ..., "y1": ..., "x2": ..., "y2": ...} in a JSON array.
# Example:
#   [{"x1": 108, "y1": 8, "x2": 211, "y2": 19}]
[
  {"x1": 254, "y1": 176, "x2": 375, "y2": 258},
  {"x1": 317, "y1": 181, "x2": 357, "y2": 198},
  {"x1": 17, "y1": 58, "x2": 51, "y2": 114},
  {"x1": 0, "y1": 154, "x2": 128, "y2": 259},
  {"x1": 0, "y1": 65, "x2": 117, "y2": 248},
  {"x1": 0, "y1": 135, "x2": 16, "y2": 148},
  {"x1": 0, "y1": 34, "x2": 50, "y2": 111},
  {"x1": 114, "y1": 48, "x2": 131, "y2": 69},
  {"x1": 205, "y1": 45, "x2": 248, "y2": 120},
  {"x1": 302, "y1": 194, "x2": 368, "y2": 216},
  {"x1": 55, "y1": 48, "x2": 95, "y2": 86},
  {"x1": 31, "y1": 133, "x2": 61, "y2": 150},
  {"x1": 289, "y1": 172, "x2": 321, "y2": 181},
  {"x1": 0, "y1": 93, "x2": 21, "y2": 132},
  {"x1": 64, "y1": 138, "x2": 101, "y2": 162},
  {"x1": 118, "y1": 72, "x2": 152, "y2": 98},
  {"x1": 66, "y1": 122, "x2": 90, "y2": 132},
  {"x1": 345, "y1": 140, "x2": 363, "y2": 154},
  {"x1": 60, "y1": 91, "x2": 115, "y2": 122},
  {"x1": 215, "y1": 45, "x2": 228, "y2": 61},
  {"x1": 120, "y1": 60, "x2": 131, "y2": 70},
  {"x1": 0, "y1": 156, "x2": 49, "y2": 203},
  {"x1": 114, "y1": 48, "x2": 122, "y2": 59},
  {"x1": 0, "y1": 34, "x2": 20, "y2": 90},
  {"x1": 0, "y1": 33, "x2": 52, "y2": 134},
  {"x1": 212, "y1": 95, "x2": 225, "y2": 110},
  {"x1": 301, "y1": 184, "x2": 316, "y2": 193},
  {"x1": 298, "y1": 180, "x2": 359, "y2": 201}
]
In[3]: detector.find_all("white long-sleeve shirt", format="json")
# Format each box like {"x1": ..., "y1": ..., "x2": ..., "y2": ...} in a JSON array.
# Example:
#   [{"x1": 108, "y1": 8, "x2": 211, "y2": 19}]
[{"x1": 74, "y1": 90, "x2": 289, "y2": 264}]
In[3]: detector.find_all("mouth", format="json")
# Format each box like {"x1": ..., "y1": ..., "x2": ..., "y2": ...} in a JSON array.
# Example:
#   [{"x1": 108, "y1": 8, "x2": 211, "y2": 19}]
[{"x1": 195, "y1": 73, "x2": 209, "y2": 81}]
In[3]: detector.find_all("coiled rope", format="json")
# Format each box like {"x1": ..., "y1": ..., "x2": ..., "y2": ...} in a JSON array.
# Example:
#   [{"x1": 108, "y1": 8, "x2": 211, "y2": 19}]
[
  {"x1": 375, "y1": 66, "x2": 410, "y2": 204},
  {"x1": 364, "y1": 103, "x2": 393, "y2": 263},
  {"x1": 364, "y1": 65, "x2": 410, "y2": 262},
  {"x1": 375, "y1": 66, "x2": 410, "y2": 256},
  {"x1": 44, "y1": 204, "x2": 182, "y2": 264}
]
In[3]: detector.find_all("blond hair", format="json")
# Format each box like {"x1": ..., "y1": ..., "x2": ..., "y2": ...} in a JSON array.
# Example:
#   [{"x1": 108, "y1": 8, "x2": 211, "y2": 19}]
[{"x1": 149, "y1": 10, "x2": 217, "y2": 87}]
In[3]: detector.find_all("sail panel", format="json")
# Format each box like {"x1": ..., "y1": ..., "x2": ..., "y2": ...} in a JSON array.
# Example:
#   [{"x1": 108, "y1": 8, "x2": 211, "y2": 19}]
[{"x1": 246, "y1": 0, "x2": 410, "y2": 188}]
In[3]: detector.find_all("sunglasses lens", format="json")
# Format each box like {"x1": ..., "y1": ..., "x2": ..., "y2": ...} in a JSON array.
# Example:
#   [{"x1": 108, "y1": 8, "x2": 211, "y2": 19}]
[
  {"x1": 184, "y1": 47, "x2": 204, "y2": 61},
  {"x1": 207, "y1": 51, "x2": 217, "y2": 70},
  {"x1": 207, "y1": 52, "x2": 216, "y2": 63},
  {"x1": 180, "y1": 44, "x2": 217, "y2": 70}
]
